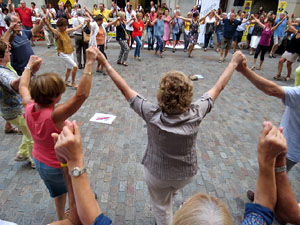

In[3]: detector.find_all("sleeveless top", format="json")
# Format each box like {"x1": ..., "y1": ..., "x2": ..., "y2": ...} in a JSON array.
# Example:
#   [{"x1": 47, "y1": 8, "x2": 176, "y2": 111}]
[
  {"x1": 259, "y1": 27, "x2": 273, "y2": 46},
  {"x1": 57, "y1": 30, "x2": 74, "y2": 54},
  {"x1": 116, "y1": 23, "x2": 126, "y2": 41},
  {"x1": 286, "y1": 34, "x2": 300, "y2": 55},
  {"x1": 154, "y1": 18, "x2": 164, "y2": 37},
  {"x1": 190, "y1": 20, "x2": 199, "y2": 35},
  {"x1": 24, "y1": 102, "x2": 61, "y2": 168}
]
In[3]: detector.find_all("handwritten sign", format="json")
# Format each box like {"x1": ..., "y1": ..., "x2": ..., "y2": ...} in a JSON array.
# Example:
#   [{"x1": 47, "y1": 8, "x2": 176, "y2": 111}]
[{"x1": 90, "y1": 113, "x2": 116, "y2": 125}]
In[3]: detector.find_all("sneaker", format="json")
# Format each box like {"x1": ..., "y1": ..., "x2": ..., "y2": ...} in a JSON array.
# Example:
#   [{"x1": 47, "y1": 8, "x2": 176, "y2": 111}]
[{"x1": 247, "y1": 190, "x2": 254, "y2": 202}]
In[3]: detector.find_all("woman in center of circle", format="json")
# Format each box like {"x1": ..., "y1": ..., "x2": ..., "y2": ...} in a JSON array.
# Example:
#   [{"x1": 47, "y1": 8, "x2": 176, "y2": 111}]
[{"x1": 95, "y1": 47, "x2": 244, "y2": 225}]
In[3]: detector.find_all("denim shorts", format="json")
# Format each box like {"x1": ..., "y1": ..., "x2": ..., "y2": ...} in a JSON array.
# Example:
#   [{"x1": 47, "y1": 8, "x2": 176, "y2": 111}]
[
  {"x1": 173, "y1": 32, "x2": 181, "y2": 41},
  {"x1": 34, "y1": 158, "x2": 67, "y2": 198},
  {"x1": 216, "y1": 31, "x2": 223, "y2": 43}
]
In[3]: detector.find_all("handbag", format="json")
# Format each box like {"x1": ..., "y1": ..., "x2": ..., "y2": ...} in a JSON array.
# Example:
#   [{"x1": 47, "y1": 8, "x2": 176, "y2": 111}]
[{"x1": 121, "y1": 23, "x2": 129, "y2": 40}]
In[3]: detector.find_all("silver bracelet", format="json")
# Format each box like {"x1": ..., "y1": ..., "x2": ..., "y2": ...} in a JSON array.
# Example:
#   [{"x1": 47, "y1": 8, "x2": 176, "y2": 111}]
[
  {"x1": 275, "y1": 165, "x2": 287, "y2": 173},
  {"x1": 24, "y1": 66, "x2": 32, "y2": 72}
]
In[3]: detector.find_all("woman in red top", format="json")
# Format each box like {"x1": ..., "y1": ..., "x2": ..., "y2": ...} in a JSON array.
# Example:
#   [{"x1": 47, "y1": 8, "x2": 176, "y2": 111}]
[
  {"x1": 19, "y1": 47, "x2": 99, "y2": 221},
  {"x1": 131, "y1": 13, "x2": 144, "y2": 60}
]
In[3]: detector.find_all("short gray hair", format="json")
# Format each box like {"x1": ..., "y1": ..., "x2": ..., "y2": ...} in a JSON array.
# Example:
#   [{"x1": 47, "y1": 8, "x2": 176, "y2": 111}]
[{"x1": 77, "y1": 9, "x2": 82, "y2": 16}]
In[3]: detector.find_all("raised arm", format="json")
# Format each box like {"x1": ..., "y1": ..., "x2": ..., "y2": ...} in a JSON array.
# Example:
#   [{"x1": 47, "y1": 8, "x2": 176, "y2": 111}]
[
  {"x1": 19, "y1": 55, "x2": 43, "y2": 106},
  {"x1": 52, "y1": 47, "x2": 98, "y2": 130},
  {"x1": 207, "y1": 51, "x2": 244, "y2": 101},
  {"x1": 66, "y1": 21, "x2": 84, "y2": 33},
  {"x1": 287, "y1": 18, "x2": 297, "y2": 34},
  {"x1": 84, "y1": 6, "x2": 93, "y2": 17},
  {"x1": 253, "y1": 122, "x2": 287, "y2": 211},
  {"x1": 236, "y1": 53, "x2": 285, "y2": 99},
  {"x1": 7, "y1": 0, "x2": 14, "y2": 13},
  {"x1": 214, "y1": 12, "x2": 222, "y2": 21},
  {"x1": 44, "y1": 18, "x2": 60, "y2": 37},
  {"x1": 31, "y1": 17, "x2": 45, "y2": 35},
  {"x1": 274, "y1": 153, "x2": 300, "y2": 224},
  {"x1": 52, "y1": 120, "x2": 102, "y2": 225},
  {"x1": 252, "y1": 15, "x2": 265, "y2": 29},
  {"x1": 3, "y1": 22, "x2": 17, "y2": 43},
  {"x1": 97, "y1": 50, "x2": 137, "y2": 101},
  {"x1": 199, "y1": 10, "x2": 211, "y2": 23},
  {"x1": 176, "y1": 16, "x2": 191, "y2": 23}
]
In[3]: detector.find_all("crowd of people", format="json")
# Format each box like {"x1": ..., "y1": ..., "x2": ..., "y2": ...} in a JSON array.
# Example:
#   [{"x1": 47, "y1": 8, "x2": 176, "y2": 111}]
[{"x1": 0, "y1": 0, "x2": 300, "y2": 225}]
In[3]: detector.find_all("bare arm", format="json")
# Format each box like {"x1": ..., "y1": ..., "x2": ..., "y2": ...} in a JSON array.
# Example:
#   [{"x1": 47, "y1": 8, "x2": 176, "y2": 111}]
[
  {"x1": 66, "y1": 23, "x2": 84, "y2": 33},
  {"x1": 7, "y1": 0, "x2": 14, "y2": 13},
  {"x1": 176, "y1": 16, "x2": 192, "y2": 23},
  {"x1": 97, "y1": 52, "x2": 137, "y2": 100},
  {"x1": 287, "y1": 18, "x2": 297, "y2": 34},
  {"x1": 207, "y1": 51, "x2": 244, "y2": 101},
  {"x1": 45, "y1": 19, "x2": 60, "y2": 37},
  {"x1": 3, "y1": 22, "x2": 16, "y2": 42},
  {"x1": 52, "y1": 47, "x2": 98, "y2": 130},
  {"x1": 238, "y1": 65, "x2": 285, "y2": 99},
  {"x1": 274, "y1": 154, "x2": 300, "y2": 224},
  {"x1": 19, "y1": 68, "x2": 34, "y2": 107},
  {"x1": 252, "y1": 16, "x2": 265, "y2": 29},
  {"x1": 31, "y1": 19, "x2": 44, "y2": 35},
  {"x1": 199, "y1": 11, "x2": 211, "y2": 23},
  {"x1": 84, "y1": 7, "x2": 93, "y2": 17},
  {"x1": 214, "y1": 13, "x2": 222, "y2": 21},
  {"x1": 11, "y1": 78, "x2": 21, "y2": 91}
]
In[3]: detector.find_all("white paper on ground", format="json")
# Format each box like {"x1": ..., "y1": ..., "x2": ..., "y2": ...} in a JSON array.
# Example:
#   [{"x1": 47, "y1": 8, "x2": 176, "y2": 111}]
[
  {"x1": 90, "y1": 113, "x2": 116, "y2": 125},
  {"x1": 0, "y1": 220, "x2": 18, "y2": 225},
  {"x1": 194, "y1": 74, "x2": 204, "y2": 79}
]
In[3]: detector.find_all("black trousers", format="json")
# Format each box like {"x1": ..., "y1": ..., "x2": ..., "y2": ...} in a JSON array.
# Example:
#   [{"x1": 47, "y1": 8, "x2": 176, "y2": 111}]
[{"x1": 254, "y1": 44, "x2": 269, "y2": 61}]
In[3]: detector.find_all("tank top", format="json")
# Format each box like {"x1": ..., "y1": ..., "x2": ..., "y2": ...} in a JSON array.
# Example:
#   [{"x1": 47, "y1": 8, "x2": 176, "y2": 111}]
[{"x1": 259, "y1": 27, "x2": 273, "y2": 46}]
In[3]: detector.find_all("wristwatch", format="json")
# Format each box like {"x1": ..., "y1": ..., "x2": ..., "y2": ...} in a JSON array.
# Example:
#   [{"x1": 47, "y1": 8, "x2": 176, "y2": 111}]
[{"x1": 70, "y1": 167, "x2": 87, "y2": 177}]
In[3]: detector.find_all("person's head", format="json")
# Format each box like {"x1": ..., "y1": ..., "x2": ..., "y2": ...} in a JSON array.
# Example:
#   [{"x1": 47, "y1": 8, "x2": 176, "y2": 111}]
[
  {"x1": 216, "y1": 8, "x2": 221, "y2": 15},
  {"x1": 2, "y1": 8, "x2": 8, "y2": 15},
  {"x1": 229, "y1": 12, "x2": 235, "y2": 21},
  {"x1": 10, "y1": 15, "x2": 22, "y2": 32},
  {"x1": 280, "y1": 13, "x2": 286, "y2": 20},
  {"x1": 164, "y1": 8, "x2": 169, "y2": 16},
  {"x1": 157, "y1": 11, "x2": 163, "y2": 19},
  {"x1": 76, "y1": 9, "x2": 82, "y2": 16},
  {"x1": 244, "y1": 12, "x2": 249, "y2": 18},
  {"x1": 176, "y1": 5, "x2": 180, "y2": 10},
  {"x1": 117, "y1": 11, "x2": 126, "y2": 21},
  {"x1": 150, "y1": 1, "x2": 154, "y2": 7},
  {"x1": 176, "y1": 9, "x2": 181, "y2": 16},
  {"x1": 259, "y1": 14, "x2": 265, "y2": 23},
  {"x1": 193, "y1": 5, "x2": 197, "y2": 11},
  {"x1": 99, "y1": 3, "x2": 105, "y2": 11},
  {"x1": 222, "y1": 12, "x2": 227, "y2": 19},
  {"x1": 56, "y1": 18, "x2": 68, "y2": 32},
  {"x1": 237, "y1": 9, "x2": 242, "y2": 16},
  {"x1": 193, "y1": 12, "x2": 199, "y2": 20},
  {"x1": 187, "y1": 12, "x2": 192, "y2": 18},
  {"x1": 231, "y1": 7, "x2": 235, "y2": 13},
  {"x1": 58, "y1": 2, "x2": 64, "y2": 10},
  {"x1": 209, "y1": 11, "x2": 214, "y2": 18},
  {"x1": 172, "y1": 193, "x2": 234, "y2": 225},
  {"x1": 47, "y1": 3, "x2": 52, "y2": 8},
  {"x1": 150, "y1": 7, "x2": 155, "y2": 14},
  {"x1": 73, "y1": 3, "x2": 79, "y2": 9},
  {"x1": 157, "y1": 71, "x2": 193, "y2": 114},
  {"x1": 93, "y1": 4, "x2": 97, "y2": 9},
  {"x1": 267, "y1": 18, "x2": 275, "y2": 27},
  {"x1": 31, "y1": 2, "x2": 35, "y2": 8},
  {"x1": 95, "y1": 14, "x2": 103, "y2": 25},
  {"x1": 136, "y1": 12, "x2": 142, "y2": 21},
  {"x1": 259, "y1": 6, "x2": 264, "y2": 12},
  {"x1": 127, "y1": 4, "x2": 132, "y2": 12},
  {"x1": 240, "y1": 12, "x2": 244, "y2": 19},
  {"x1": 30, "y1": 73, "x2": 66, "y2": 106},
  {"x1": 41, "y1": 5, "x2": 46, "y2": 12},
  {"x1": 20, "y1": 0, "x2": 26, "y2": 8},
  {"x1": 0, "y1": 41, "x2": 10, "y2": 65}
]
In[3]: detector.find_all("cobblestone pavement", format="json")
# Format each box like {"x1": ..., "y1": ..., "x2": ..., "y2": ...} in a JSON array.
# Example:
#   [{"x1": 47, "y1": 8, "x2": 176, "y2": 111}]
[{"x1": 0, "y1": 40, "x2": 299, "y2": 225}]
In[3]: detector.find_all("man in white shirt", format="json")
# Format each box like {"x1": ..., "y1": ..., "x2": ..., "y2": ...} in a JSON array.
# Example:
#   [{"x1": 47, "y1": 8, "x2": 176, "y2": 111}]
[
  {"x1": 232, "y1": 13, "x2": 250, "y2": 52},
  {"x1": 71, "y1": 9, "x2": 87, "y2": 69},
  {"x1": 125, "y1": 4, "x2": 136, "y2": 48}
]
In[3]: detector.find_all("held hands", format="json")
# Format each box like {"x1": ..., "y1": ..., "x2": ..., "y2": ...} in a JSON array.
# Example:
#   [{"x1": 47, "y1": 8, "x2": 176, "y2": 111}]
[
  {"x1": 258, "y1": 121, "x2": 287, "y2": 159},
  {"x1": 52, "y1": 120, "x2": 83, "y2": 165},
  {"x1": 230, "y1": 51, "x2": 245, "y2": 67},
  {"x1": 27, "y1": 55, "x2": 42, "y2": 74},
  {"x1": 86, "y1": 46, "x2": 100, "y2": 63}
]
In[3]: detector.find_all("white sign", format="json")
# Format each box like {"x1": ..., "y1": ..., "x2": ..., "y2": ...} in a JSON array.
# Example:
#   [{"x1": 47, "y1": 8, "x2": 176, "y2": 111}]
[
  {"x1": 0, "y1": 220, "x2": 17, "y2": 225},
  {"x1": 198, "y1": 0, "x2": 220, "y2": 44},
  {"x1": 90, "y1": 113, "x2": 116, "y2": 125}
]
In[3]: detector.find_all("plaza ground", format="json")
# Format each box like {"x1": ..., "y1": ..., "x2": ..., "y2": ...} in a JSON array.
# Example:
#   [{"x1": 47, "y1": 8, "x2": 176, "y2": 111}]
[{"x1": 0, "y1": 39, "x2": 299, "y2": 225}]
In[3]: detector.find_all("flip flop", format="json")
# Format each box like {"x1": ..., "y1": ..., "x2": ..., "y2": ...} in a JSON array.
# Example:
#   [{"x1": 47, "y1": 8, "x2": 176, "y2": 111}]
[
  {"x1": 72, "y1": 83, "x2": 78, "y2": 88},
  {"x1": 284, "y1": 77, "x2": 291, "y2": 81},
  {"x1": 122, "y1": 62, "x2": 128, "y2": 67},
  {"x1": 273, "y1": 75, "x2": 281, "y2": 80},
  {"x1": 4, "y1": 127, "x2": 18, "y2": 134}
]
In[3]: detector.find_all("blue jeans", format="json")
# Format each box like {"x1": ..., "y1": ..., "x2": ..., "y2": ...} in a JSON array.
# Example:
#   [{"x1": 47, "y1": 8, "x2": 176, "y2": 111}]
[
  {"x1": 147, "y1": 26, "x2": 154, "y2": 49},
  {"x1": 155, "y1": 35, "x2": 163, "y2": 52},
  {"x1": 134, "y1": 36, "x2": 142, "y2": 57}
]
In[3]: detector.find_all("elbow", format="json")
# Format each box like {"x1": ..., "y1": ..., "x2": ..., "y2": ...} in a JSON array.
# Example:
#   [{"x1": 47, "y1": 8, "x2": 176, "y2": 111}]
[{"x1": 75, "y1": 93, "x2": 89, "y2": 102}]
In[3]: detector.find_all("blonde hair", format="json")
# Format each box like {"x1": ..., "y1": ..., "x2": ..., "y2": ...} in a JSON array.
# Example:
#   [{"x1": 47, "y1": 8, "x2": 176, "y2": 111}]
[
  {"x1": 187, "y1": 12, "x2": 192, "y2": 17},
  {"x1": 157, "y1": 71, "x2": 193, "y2": 114},
  {"x1": 172, "y1": 194, "x2": 234, "y2": 225},
  {"x1": 117, "y1": 11, "x2": 126, "y2": 19},
  {"x1": 30, "y1": 73, "x2": 65, "y2": 105},
  {"x1": 136, "y1": 12, "x2": 142, "y2": 18}
]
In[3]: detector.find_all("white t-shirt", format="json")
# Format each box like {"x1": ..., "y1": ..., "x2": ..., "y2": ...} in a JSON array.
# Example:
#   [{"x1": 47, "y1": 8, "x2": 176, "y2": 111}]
[
  {"x1": 71, "y1": 16, "x2": 85, "y2": 35},
  {"x1": 125, "y1": 9, "x2": 136, "y2": 31}
]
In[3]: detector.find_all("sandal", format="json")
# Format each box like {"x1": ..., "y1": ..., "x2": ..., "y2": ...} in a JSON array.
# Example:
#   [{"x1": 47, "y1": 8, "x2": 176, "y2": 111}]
[
  {"x1": 273, "y1": 75, "x2": 281, "y2": 80},
  {"x1": 4, "y1": 127, "x2": 19, "y2": 134},
  {"x1": 72, "y1": 83, "x2": 78, "y2": 88},
  {"x1": 117, "y1": 62, "x2": 122, "y2": 65},
  {"x1": 15, "y1": 154, "x2": 29, "y2": 161},
  {"x1": 122, "y1": 62, "x2": 128, "y2": 67},
  {"x1": 218, "y1": 59, "x2": 222, "y2": 63},
  {"x1": 65, "y1": 81, "x2": 72, "y2": 87},
  {"x1": 284, "y1": 77, "x2": 291, "y2": 81}
]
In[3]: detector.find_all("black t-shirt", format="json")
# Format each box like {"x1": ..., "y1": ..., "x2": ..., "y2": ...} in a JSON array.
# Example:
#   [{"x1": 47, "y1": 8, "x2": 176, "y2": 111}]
[
  {"x1": 252, "y1": 23, "x2": 263, "y2": 36},
  {"x1": 116, "y1": 23, "x2": 126, "y2": 41},
  {"x1": 223, "y1": 19, "x2": 241, "y2": 38},
  {"x1": 286, "y1": 35, "x2": 300, "y2": 55}
]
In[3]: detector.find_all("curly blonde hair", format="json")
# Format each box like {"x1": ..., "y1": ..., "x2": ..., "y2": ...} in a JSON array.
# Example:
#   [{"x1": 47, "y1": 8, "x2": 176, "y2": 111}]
[
  {"x1": 157, "y1": 71, "x2": 193, "y2": 114},
  {"x1": 172, "y1": 193, "x2": 234, "y2": 225}
]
